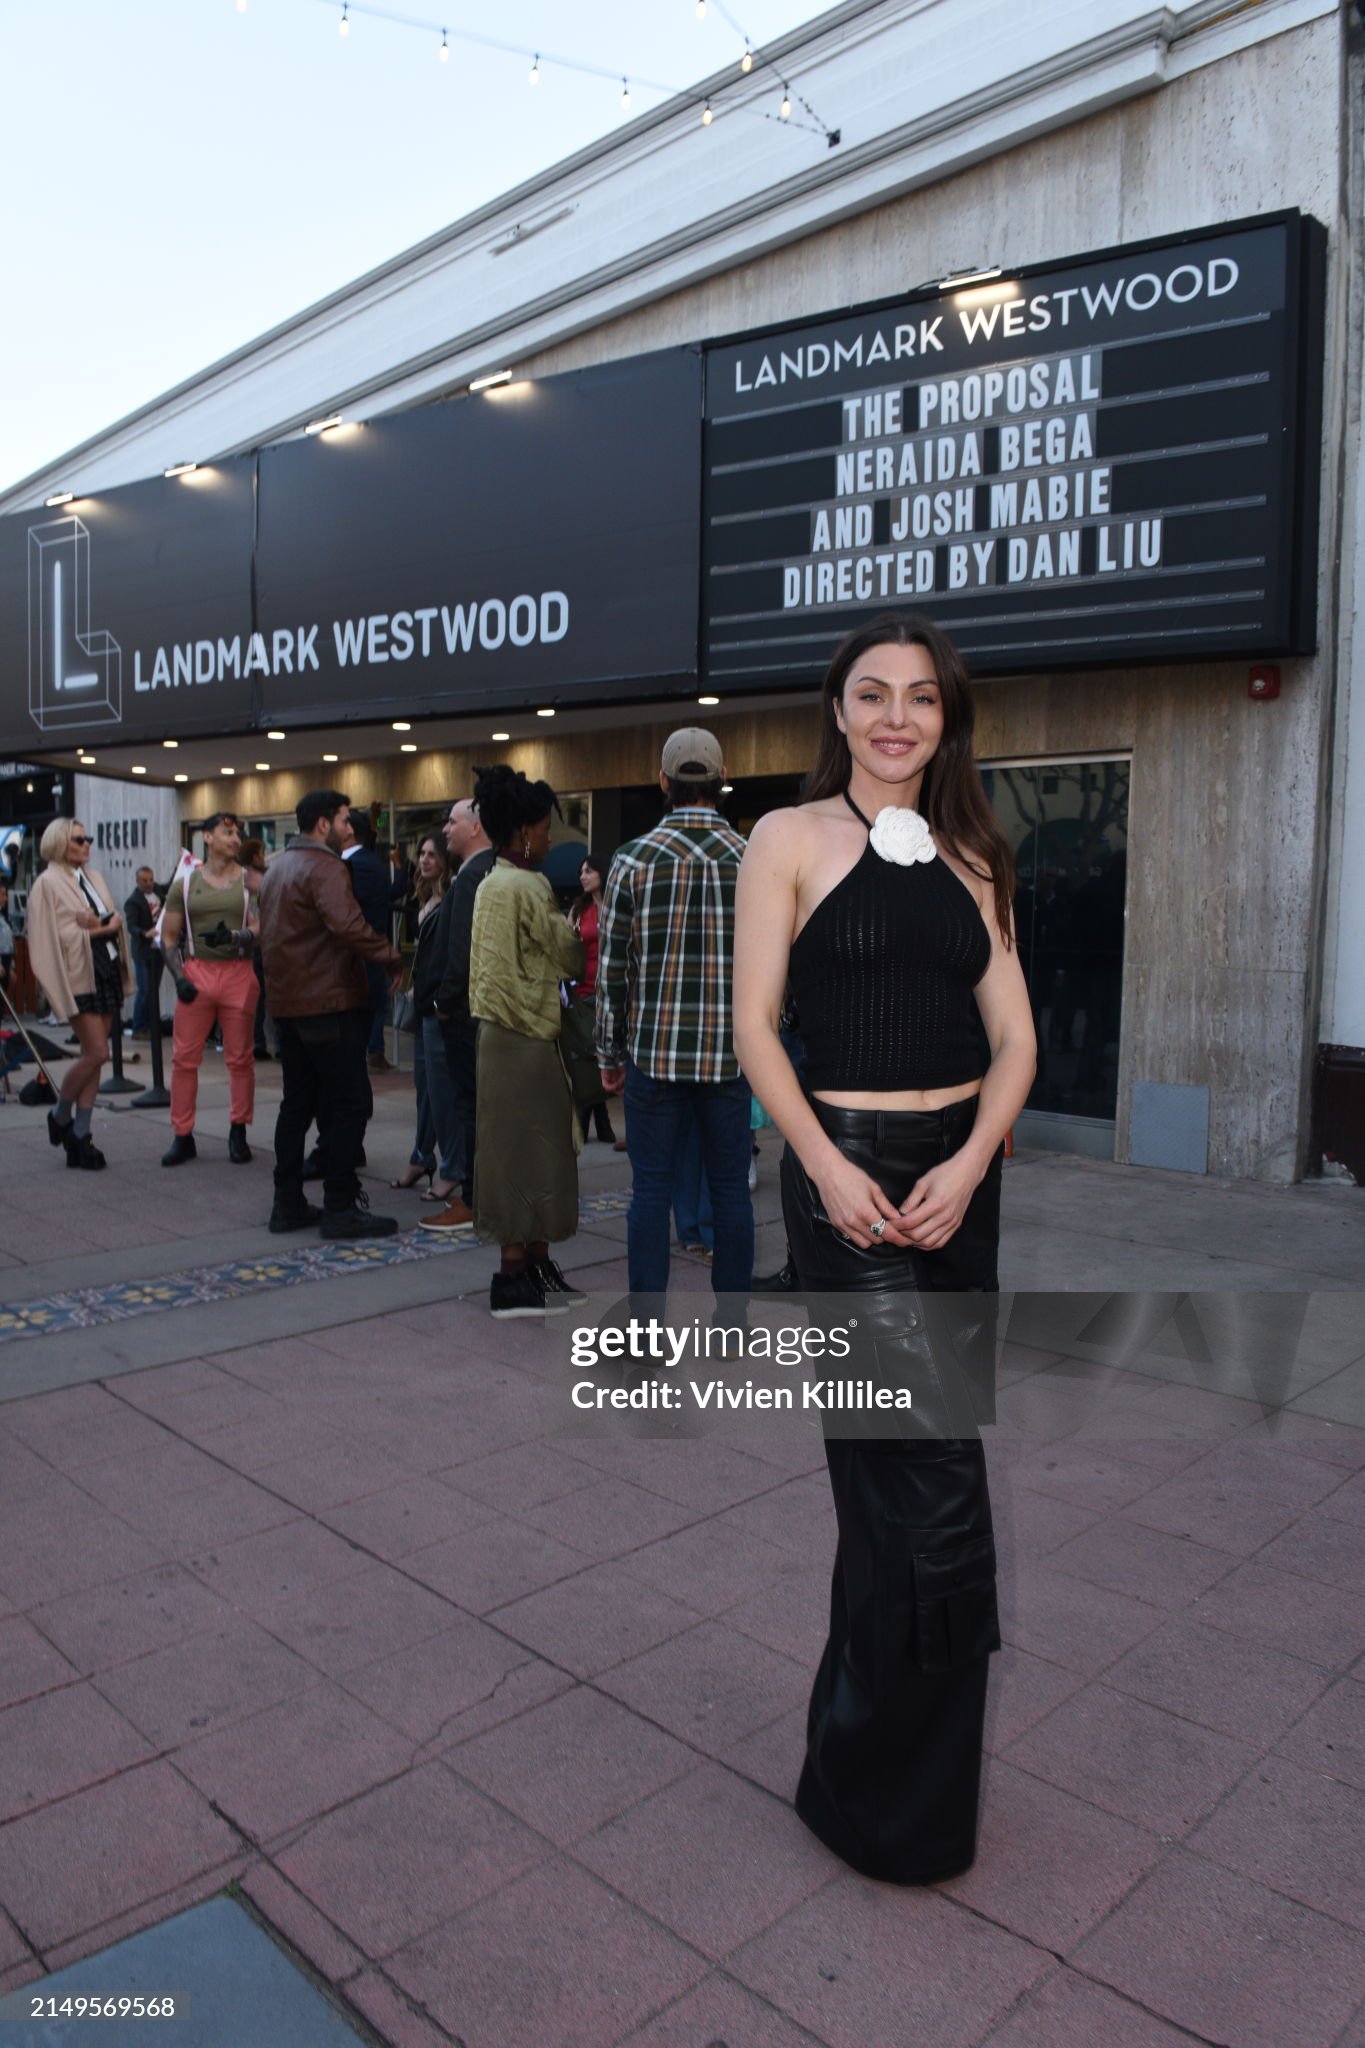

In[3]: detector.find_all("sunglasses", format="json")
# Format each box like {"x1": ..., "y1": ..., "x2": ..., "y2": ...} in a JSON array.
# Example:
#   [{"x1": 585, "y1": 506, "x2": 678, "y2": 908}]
[{"x1": 69, "y1": 834, "x2": 92, "y2": 846}]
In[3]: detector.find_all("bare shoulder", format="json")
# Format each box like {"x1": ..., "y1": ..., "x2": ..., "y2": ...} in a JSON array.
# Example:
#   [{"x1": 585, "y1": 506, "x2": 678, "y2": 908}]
[{"x1": 746, "y1": 800, "x2": 843, "y2": 856}]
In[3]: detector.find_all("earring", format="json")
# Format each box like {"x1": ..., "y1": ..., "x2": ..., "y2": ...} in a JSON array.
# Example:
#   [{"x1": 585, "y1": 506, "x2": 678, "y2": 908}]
[{"x1": 522, "y1": 836, "x2": 531, "y2": 859}]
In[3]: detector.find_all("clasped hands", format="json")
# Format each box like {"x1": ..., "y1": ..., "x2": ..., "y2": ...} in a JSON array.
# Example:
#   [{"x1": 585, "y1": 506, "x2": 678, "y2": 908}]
[{"x1": 816, "y1": 1148, "x2": 981, "y2": 1255}]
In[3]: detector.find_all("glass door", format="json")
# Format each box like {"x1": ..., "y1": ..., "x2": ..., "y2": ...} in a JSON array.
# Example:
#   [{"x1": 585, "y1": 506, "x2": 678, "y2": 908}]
[{"x1": 980, "y1": 757, "x2": 1129, "y2": 1150}]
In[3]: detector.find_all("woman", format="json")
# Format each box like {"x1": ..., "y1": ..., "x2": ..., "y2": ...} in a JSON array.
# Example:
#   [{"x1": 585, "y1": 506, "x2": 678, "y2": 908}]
[
  {"x1": 567, "y1": 853, "x2": 618, "y2": 1146},
  {"x1": 159, "y1": 812, "x2": 258, "y2": 1167},
  {"x1": 468, "y1": 765, "x2": 587, "y2": 1319},
  {"x1": 25, "y1": 817, "x2": 134, "y2": 1170},
  {"x1": 393, "y1": 831, "x2": 460, "y2": 1194},
  {"x1": 733, "y1": 612, "x2": 1036, "y2": 1884}
]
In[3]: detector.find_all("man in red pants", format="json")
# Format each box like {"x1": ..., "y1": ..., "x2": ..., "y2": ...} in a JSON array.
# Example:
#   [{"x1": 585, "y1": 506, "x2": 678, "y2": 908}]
[{"x1": 160, "y1": 812, "x2": 258, "y2": 1167}]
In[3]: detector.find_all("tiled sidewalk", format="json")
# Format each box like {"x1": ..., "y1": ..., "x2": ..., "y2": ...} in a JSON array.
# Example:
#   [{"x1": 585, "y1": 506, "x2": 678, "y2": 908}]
[{"x1": 1, "y1": 1063, "x2": 1363, "y2": 2047}]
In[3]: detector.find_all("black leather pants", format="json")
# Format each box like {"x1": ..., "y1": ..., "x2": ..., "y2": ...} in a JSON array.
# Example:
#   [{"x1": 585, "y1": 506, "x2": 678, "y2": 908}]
[{"x1": 781, "y1": 1096, "x2": 1003, "y2": 1883}]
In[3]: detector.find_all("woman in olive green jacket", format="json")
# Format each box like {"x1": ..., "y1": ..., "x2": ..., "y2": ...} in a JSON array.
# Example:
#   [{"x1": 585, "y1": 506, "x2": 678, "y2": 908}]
[{"x1": 468, "y1": 766, "x2": 585, "y2": 1320}]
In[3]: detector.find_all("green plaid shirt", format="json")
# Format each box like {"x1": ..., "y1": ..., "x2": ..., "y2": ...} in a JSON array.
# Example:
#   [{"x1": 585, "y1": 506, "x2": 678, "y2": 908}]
[{"x1": 595, "y1": 807, "x2": 748, "y2": 1082}]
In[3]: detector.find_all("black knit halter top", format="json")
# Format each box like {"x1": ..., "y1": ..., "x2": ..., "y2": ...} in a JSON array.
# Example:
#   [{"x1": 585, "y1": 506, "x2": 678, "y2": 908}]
[{"x1": 788, "y1": 791, "x2": 991, "y2": 1092}]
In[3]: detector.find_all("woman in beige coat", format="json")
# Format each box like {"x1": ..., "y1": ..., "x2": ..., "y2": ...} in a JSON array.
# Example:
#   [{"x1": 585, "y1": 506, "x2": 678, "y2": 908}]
[{"x1": 24, "y1": 817, "x2": 134, "y2": 1170}]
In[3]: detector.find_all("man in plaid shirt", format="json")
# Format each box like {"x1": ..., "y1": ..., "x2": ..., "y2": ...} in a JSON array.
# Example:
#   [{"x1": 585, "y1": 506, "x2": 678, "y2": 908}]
[{"x1": 597, "y1": 729, "x2": 754, "y2": 1298}]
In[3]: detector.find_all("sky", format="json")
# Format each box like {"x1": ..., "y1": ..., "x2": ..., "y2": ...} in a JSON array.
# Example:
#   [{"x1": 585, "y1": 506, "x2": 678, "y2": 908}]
[{"x1": 0, "y1": 0, "x2": 835, "y2": 494}]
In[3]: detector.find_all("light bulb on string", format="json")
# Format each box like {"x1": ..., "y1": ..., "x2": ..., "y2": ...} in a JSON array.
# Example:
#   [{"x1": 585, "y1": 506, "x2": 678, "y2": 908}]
[
  {"x1": 529, "y1": 53, "x2": 540, "y2": 84},
  {"x1": 620, "y1": 78, "x2": 631, "y2": 109},
  {"x1": 701, "y1": 100, "x2": 713, "y2": 126},
  {"x1": 439, "y1": 30, "x2": 449, "y2": 61},
  {"x1": 780, "y1": 87, "x2": 792, "y2": 118},
  {"x1": 338, "y1": 3, "x2": 349, "y2": 36},
  {"x1": 740, "y1": 45, "x2": 753, "y2": 72}
]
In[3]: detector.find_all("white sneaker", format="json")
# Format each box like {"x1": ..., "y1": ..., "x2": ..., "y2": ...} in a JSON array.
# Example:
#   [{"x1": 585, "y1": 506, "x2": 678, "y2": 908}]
[{"x1": 748, "y1": 1147, "x2": 759, "y2": 1192}]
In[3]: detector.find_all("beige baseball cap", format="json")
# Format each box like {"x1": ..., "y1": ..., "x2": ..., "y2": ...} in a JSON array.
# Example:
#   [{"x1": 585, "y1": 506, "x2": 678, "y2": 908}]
[{"x1": 661, "y1": 727, "x2": 724, "y2": 780}]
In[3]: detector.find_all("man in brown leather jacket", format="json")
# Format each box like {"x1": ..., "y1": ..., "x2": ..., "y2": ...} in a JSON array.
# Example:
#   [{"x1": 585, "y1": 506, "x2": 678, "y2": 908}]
[{"x1": 257, "y1": 789, "x2": 403, "y2": 1237}]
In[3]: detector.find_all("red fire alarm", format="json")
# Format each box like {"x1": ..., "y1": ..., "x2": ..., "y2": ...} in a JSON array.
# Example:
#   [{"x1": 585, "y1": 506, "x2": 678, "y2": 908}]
[{"x1": 1249, "y1": 665, "x2": 1281, "y2": 700}]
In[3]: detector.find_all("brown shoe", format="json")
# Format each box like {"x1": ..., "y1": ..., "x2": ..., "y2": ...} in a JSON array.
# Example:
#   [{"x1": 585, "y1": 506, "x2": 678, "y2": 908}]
[
  {"x1": 613, "y1": 1138, "x2": 629, "y2": 1153},
  {"x1": 419, "y1": 1195, "x2": 476, "y2": 1234}
]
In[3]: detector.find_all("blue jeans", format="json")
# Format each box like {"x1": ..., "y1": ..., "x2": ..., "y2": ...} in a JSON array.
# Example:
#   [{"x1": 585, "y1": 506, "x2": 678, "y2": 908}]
[
  {"x1": 672, "y1": 1110, "x2": 714, "y2": 1252},
  {"x1": 421, "y1": 1015, "x2": 464, "y2": 1183},
  {"x1": 130, "y1": 955, "x2": 151, "y2": 1033},
  {"x1": 624, "y1": 1062, "x2": 753, "y2": 1296}
]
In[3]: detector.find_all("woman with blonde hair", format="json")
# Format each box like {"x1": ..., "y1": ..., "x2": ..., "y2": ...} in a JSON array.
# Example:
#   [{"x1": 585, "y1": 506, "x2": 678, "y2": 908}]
[{"x1": 25, "y1": 817, "x2": 134, "y2": 1169}]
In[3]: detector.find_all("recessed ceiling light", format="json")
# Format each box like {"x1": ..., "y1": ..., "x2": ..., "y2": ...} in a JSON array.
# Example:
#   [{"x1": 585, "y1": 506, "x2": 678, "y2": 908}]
[
  {"x1": 78, "y1": 754, "x2": 96, "y2": 765},
  {"x1": 400, "y1": 742, "x2": 417, "y2": 753},
  {"x1": 130, "y1": 765, "x2": 147, "y2": 775},
  {"x1": 255, "y1": 763, "x2": 270, "y2": 772},
  {"x1": 174, "y1": 773, "x2": 188, "y2": 784},
  {"x1": 163, "y1": 461, "x2": 198, "y2": 479},
  {"x1": 392, "y1": 721, "x2": 411, "y2": 732},
  {"x1": 267, "y1": 730, "x2": 286, "y2": 741},
  {"x1": 698, "y1": 695, "x2": 720, "y2": 706},
  {"x1": 45, "y1": 490, "x2": 75, "y2": 507},
  {"x1": 323, "y1": 753, "x2": 338, "y2": 763},
  {"x1": 491, "y1": 731, "x2": 510, "y2": 741},
  {"x1": 536, "y1": 707, "x2": 555, "y2": 718},
  {"x1": 470, "y1": 369, "x2": 513, "y2": 392},
  {"x1": 162, "y1": 738, "x2": 179, "y2": 749},
  {"x1": 305, "y1": 414, "x2": 344, "y2": 435},
  {"x1": 721, "y1": 783, "x2": 734, "y2": 794},
  {"x1": 221, "y1": 767, "x2": 236, "y2": 776}
]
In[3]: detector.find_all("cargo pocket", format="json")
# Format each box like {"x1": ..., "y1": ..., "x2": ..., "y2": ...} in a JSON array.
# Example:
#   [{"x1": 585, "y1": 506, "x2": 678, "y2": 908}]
[
  {"x1": 911, "y1": 1532, "x2": 1001, "y2": 1670},
  {"x1": 876, "y1": 1531, "x2": 1000, "y2": 1684}
]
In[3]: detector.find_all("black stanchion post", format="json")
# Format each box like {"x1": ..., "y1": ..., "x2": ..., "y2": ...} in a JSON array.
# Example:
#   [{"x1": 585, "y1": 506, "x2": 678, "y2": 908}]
[
  {"x1": 99, "y1": 995, "x2": 141, "y2": 1095},
  {"x1": 132, "y1": 953, "x2": 171, "y2": 1108}
]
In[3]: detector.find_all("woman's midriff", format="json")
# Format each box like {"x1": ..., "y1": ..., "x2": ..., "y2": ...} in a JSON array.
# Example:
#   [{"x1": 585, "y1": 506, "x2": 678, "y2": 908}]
[{"x1": 811, "y1": 1077, "x2": 983, "y2": 1112}]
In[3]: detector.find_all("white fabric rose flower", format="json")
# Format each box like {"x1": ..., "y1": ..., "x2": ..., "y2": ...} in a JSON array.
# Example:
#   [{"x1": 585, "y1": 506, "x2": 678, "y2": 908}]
[{"x1": 868, "y1": 806, "x2": 937, "y2": 866}]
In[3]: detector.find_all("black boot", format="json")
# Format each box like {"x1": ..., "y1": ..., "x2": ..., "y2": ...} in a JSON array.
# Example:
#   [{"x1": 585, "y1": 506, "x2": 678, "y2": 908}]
[
  {"x1": 301, "y1": 1147, "x2": 326, "y2": 1182},
  {"x1": 228, "y1": 1123, "x2": 252, "y2": 1164},
  {"x1": 269, "y1": 1187, "x2": 322, "y2": 1233},
  {"x1": 47, "y1": 1107, "x2": 71, "y2": 1148},
  {"x1": 65, "y1": 1131, "x2": 107, "y2": 1171},
  {"x1": 752, "y1": 1258, "x2": 798, "y2": 1295},
  {"x1": 161, "y1": 1132, "x2": 197, "y2": 1168},
  {"x1": 319, "y1": 1188, "x2": 397, "y2": 1240}
]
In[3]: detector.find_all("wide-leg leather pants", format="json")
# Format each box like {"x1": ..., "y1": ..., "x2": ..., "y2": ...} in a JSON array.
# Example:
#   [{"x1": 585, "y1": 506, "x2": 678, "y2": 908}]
[{"x1": 781, "y1": 1095, "x2": 1003, "y2": 1883}]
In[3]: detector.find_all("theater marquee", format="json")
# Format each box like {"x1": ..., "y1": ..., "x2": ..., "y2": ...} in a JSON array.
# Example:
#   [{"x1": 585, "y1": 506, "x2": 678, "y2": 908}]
[{"x1": 701, "y1": 211, "x2": 1324, "y2": 682}]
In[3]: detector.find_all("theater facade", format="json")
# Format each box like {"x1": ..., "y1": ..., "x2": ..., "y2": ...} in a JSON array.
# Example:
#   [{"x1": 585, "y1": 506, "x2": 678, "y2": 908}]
[{"x1": 0, "y1": 0, "x2": 1357, "y2": 1187}]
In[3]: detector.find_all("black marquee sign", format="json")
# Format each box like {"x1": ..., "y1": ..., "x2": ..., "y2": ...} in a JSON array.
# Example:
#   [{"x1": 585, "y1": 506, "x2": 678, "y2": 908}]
[
  {"x1": 0, "y1": 213, "x2": 1327, "y2": 759},
  {"x1": 701, "y1": 210, "x2": 1324, "y2": 682}
]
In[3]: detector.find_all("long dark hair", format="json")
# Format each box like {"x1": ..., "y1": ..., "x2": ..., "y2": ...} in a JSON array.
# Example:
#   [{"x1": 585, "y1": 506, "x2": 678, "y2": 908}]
[
  {"x1": 570, "y1": 849, "x2": 611, "y2": 922},
  {"x1": 804, "y1": 612, "x2": 1015, "y2": 944}
]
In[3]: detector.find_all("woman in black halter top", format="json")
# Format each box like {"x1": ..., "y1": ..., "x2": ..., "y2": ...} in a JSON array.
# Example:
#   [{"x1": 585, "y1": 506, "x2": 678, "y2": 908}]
[{"x1": 734, "y1": 612, "x2": 1036, "y2": 1884}]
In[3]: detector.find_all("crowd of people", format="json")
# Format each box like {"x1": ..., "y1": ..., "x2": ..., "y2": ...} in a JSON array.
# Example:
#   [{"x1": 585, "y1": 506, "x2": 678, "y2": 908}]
[{"x1": 14, "y1": 609, "x2": 1040, "y2": 1894}]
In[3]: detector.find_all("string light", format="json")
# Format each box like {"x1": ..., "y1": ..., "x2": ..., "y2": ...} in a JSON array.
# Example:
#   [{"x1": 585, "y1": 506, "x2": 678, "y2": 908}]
[
  {"x1": 701, "y1": 99, "x2": 713, "y2": 125},
  {"x1": 295, "y1": 2, "x2": 838, "y2": 145}
]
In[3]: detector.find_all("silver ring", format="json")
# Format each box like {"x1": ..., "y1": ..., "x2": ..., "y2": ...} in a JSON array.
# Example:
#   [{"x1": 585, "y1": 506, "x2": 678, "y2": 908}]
[{"x1": 869, "y1": 1218, "x2": 887, "y2": 1240}]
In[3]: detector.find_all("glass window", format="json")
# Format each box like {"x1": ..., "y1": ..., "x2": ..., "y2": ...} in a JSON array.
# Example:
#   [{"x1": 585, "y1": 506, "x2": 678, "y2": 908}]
[{"x1": 981, "y1": 759, "x2": 1129, "y2": 1123}]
